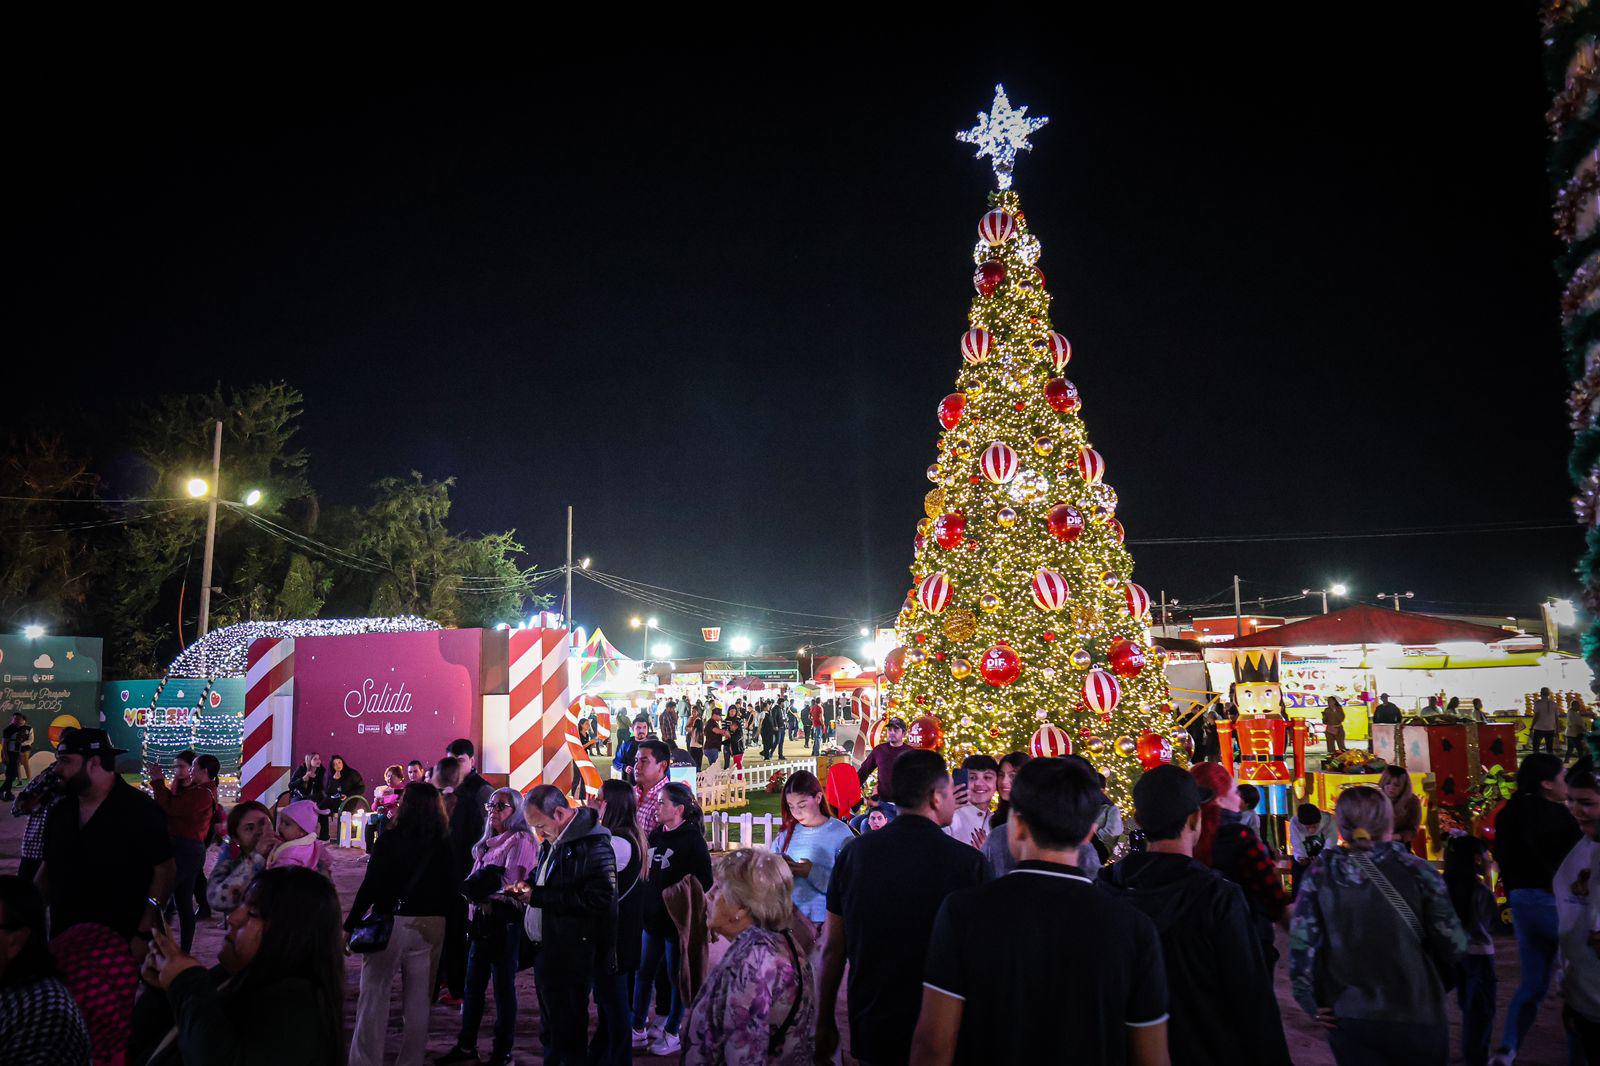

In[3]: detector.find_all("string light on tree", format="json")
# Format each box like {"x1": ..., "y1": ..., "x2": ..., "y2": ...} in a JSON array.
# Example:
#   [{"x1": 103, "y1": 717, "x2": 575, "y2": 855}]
[{"x1": 886, "y1": 86, "x2": 1172, "y2": 803}]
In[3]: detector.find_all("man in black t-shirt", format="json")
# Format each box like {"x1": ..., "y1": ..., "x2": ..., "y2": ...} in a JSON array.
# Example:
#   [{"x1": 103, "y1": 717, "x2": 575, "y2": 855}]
[
  {"x1": 913, "y1": 757, "x2": 1168, "y2": 1065},
  {"x1": 39, "y1": 729, "x2": 174, "y2": 952},
  {"x1": 817, "y1": 749, "x2": 988, "y2": 1066}
]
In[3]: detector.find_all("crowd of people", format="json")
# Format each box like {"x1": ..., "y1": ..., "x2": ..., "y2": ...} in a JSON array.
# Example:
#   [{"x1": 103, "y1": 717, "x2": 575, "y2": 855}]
[{"x1": 8, "y1": 694, "x2": 1600, "y2": 1064}]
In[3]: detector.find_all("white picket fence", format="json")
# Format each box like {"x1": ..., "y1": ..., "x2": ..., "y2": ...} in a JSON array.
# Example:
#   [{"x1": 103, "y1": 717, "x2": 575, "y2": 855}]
[
  {"x1": 736, "y1": 757, "x2": 817, "y2": 791},
  {"x1": 705, "y1": 811, "x2": 782, "y2": 851}
]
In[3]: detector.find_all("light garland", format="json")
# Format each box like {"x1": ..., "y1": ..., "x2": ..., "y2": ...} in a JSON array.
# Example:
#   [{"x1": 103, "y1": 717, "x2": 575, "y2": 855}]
[{"x1": 164, "y1": 615, "x2": 441, "y2": 679}]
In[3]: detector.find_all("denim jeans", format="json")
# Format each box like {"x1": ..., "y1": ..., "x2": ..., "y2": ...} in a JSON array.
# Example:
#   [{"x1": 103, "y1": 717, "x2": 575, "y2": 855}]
[
  {"x1": 170, "y1": 837, "x2": 207, "y2": 953},
  {"x1": 591, "y1": 967, "x2": 632, "y2": 1065},
  {"x1": 1457, "y1": 954, "x2": 1496, "y2": 1066},
  {"x1": 457, "y1": 917, "x2": 521, "y2": 1058},
  {"x1": 632, "y1": 930, "x2": 682, "y2": 1034},
  {"x1": 1327, "y1": 1018, "x2": 1447, "y2": 1065},
  {"x1": 1502, "y1": 888, "x2": 1559, "y2": 1054}
]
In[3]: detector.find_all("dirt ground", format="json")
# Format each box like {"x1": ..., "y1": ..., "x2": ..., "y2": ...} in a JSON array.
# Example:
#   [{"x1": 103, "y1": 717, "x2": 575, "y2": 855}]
[{"x1": 2, "y1": 799, "x2": 1577, "y2": 1063}]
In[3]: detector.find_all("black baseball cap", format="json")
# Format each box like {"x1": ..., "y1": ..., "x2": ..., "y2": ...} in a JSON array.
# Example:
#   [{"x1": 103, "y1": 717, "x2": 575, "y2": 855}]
[
  {"x1": 1132, "y1": 764, "x2": 1213, "y2": 830},
  {"x1": 886, "y1": 716, "x2": 907, "y2": 730},
  {"x1": 55, "y1": 728, "x2": 127, "y2": 758}
]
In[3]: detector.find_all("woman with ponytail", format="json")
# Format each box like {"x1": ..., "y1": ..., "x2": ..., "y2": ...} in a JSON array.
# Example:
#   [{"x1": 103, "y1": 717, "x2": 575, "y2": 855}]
[
  {"x1": 630, "y1": 781, "x2": 712, "y2": 1057},
  {"x1": 1289, "y1": 785, "x2": 1466, "y2": 1064}
]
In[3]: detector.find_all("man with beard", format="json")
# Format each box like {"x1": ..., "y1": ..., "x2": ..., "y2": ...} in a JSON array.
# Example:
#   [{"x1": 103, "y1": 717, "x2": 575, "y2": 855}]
[{"x1": 38, "y1": 730, "x2": 173, "y2": 956}]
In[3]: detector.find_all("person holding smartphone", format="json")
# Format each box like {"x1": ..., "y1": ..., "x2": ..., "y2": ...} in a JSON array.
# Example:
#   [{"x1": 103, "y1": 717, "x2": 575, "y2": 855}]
[
  {"x1": 776, "y1": 771, "x2": 854, "y2": 932},
  {"x1": 945, "y1": 755, "x2": 999, "y2": 850}
]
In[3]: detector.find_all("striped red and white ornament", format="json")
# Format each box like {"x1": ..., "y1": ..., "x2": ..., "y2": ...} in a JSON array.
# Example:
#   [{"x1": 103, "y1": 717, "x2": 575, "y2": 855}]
[
  {"x1": 1083, "y1": 668, "x2": 1122, "y2": 714},
  {"x1": 1047, "y1": 332, "x2": 1071, "y2": 372},
  {"x1": 1124, "y1": 581, "x2": 1151, "y2": 620},
  {"x1": 961, "y1": 328, "x2": 995, "y2": 364},
  {"x1": 918, "y1": 571, "x2": 953, "y2": 615},
  {"x1": 1031, "y1": 723, "x2": 1072, "y2": 758},
  {"x1": 1078, "y1": 447, "x2": 1106, "y2": 484},
  {"x1": 980, "y1": 441, "x2": 1020, "y2": 484},
  {"x1": 1030, "y1": 568, "x2": 1071, "y2": 611},
  {"x1": 978, "y1": 209, "x2": 1018, "y2": 245}
]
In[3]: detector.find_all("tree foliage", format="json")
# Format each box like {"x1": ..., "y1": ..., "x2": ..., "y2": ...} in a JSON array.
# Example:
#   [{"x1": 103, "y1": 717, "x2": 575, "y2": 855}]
[{"x1": 3, "y1": 383, "x2": 545, "y2": 677}]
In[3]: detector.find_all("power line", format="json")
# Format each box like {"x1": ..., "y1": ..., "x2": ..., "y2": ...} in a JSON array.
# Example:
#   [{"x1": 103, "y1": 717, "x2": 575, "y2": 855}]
[{"x1": 1129, "y1": 520, "x2": 1577, "y2": 546}]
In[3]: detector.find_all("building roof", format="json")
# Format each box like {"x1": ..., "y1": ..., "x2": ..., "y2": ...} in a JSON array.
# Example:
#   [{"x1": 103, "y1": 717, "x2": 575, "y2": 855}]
[{"x1": 1208, "y1": 602, "x2": 1523, "y2": 650}]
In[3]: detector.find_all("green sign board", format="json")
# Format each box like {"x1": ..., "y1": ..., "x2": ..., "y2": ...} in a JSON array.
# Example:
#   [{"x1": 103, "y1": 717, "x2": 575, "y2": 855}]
[{"x1": 0, "y1": 636, "x2": 103, "y2": 759}]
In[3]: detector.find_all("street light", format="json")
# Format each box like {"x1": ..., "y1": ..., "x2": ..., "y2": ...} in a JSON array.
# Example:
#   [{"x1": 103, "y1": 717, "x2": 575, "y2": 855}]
[
  {"x1": 652, "y1": 642, "x2": 672, "y2": 658},
  {"x1": 243, "y1": 489, "x2": 263, "y2": 507},
  {"x1": 185, "y1": 478, "x2": 209, "y2": 498},
  {"x1": 1301, "y1": 583, "x2": 1350, "y2": 614},
  {"x1": 630, "y1": 616, "x2": 659, "y2": 661},
  {"x1": 730, "y1": 635, "x2": 752, "y2": 654},
  {"x1": 858, "y1": 626, "x2": 870, "y2": 637},
  {"x1": 22, "y1": 625, "x2": 45, "y2": 639},
  {"x1": 1377, "y1": 591, "x2": 1414, "y2": 612}
]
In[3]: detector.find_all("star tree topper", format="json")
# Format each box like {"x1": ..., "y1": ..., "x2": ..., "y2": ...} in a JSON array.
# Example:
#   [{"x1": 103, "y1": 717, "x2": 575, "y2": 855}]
[{"x1": 956, "y1": 84, "x2": 1049, "y2": 190}]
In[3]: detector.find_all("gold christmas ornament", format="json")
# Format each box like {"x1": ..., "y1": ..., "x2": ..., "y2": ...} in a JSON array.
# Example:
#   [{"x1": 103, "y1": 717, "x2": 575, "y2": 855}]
[
  {"x1": 995, "y1": 506, "x2": 1019, "y2": 529},
  {"x1": 1085, "y1": 736, "x2": 1106, "y2": 754},
  {"x1": 949, "y1": 657, "x2": 973, "y2": 679},
  {"x1": 1116, "y1": 736, "x2": 1137, "y2": 757},
  {"x1": 1100, "y1": 571, "x2": 1120, "y2": 591},
  {"x1": 924, "y1": 488, "x2": 946, "y2": 519},
  {"x1": 1032, "y1": 436, "x2": 1055, "y2": 456},
  {"x1": 926, "y1": 463, "x2": 941, "y2": 482},
  {"x1": 1071, "y1": 603, "x2": 1102, "y2": 628},
  {"x1": 906, "y1": 648, "x2": 928, "y2": 666},
  {"x1": 1070, "y1": 648, "x2": 1093, "y2": 669},
  {"x1": 916, "y1": 517, "x2": 932, "y2": 535},
  {"x1": 942, "y1": 608, "x2": 979, "y2": 642},
  {"x1": 950, "y1": 436, "x2": 974, "y2": 458},
  {"x1": 979, "y1": 592, "x2": 1003, "y2": 613}
]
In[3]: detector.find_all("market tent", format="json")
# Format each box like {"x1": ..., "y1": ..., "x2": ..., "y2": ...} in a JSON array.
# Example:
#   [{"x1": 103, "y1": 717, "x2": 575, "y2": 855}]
[
  {"x1": 1208, "y1": 604, "x2": 1526, "y2": 650},
  {"x1": 578, "y1": 628, "x2": 638, "y2": 690},
  {"x1": 812, "y1": 656, "x2": 861, "y2": 683}
]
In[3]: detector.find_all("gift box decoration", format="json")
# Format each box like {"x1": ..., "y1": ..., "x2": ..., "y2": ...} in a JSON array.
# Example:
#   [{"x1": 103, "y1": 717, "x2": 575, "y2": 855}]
[
  {"x1": 1371, "y1": 724, "x2": 1406, "y2": 767},
  {"x1": 1401, "y1": 723, "x2": 1517, "y2": 807}
]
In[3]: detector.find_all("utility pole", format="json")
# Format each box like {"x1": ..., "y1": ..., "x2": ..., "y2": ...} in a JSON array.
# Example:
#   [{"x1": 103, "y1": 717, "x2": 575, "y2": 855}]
[
  {"x1": 197, "y1": 420, "x2": 223, "y2": 639},
  {"x1": 1233, "y1": 575, "x2": 1243, "y2": 638},
  {"x1": 1378, "y1": 591, "x2": 1413, "y2": 612},
  {"x1": 564, "y1": 505, "x2": 574, "y2": 628}
]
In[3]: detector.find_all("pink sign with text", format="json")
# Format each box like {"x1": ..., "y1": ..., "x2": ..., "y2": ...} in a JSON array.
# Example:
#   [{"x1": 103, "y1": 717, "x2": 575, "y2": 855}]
[{"x1": 291, "y1": 629, "x2": 483, "y2": 781}]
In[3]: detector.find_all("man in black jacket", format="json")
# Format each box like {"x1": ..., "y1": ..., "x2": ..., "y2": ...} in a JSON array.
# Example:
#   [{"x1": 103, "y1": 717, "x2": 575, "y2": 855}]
[
  {"x1": 515, "y1": 784, "x2": 618, "y2": 1065},
  {"x1": 1098, "y1": 764, "x2": 1290, "y2": 1065}
]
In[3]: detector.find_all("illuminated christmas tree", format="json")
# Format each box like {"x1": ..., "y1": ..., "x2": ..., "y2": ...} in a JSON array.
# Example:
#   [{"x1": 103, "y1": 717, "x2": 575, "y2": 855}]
[{"x1": 883, "y1": 86, "x2": 1173, "y2": 801}]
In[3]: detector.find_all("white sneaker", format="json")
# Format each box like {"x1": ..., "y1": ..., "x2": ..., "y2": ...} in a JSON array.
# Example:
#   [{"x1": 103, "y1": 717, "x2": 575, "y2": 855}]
[
  {"x1": 631, "y1": 1027, "x2": 651, "y2": 1049},
  {"x1": 648, "y1": 1032, "x2": 681, "y2": 1056},
  {"x1": 648, "y1": 1019, "x2": 666, "y2": 1042}
]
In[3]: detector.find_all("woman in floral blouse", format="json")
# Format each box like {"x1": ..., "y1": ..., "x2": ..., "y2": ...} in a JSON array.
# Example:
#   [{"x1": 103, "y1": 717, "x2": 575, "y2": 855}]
[
  {"x1": 682, "y1": 849, "x2": 816, "y2": 1065},
  {"x1": 204, "y1": 800, "x2": 276, "y2": 913}
]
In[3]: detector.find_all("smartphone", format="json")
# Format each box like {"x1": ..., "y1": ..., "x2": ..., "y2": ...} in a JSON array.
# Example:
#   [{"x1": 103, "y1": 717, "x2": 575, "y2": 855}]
[
  {"x1": 952, "y1": 768, "x2": 968, "y2": 791},
  {"x1": 146, "y1": 897, "x2": 168, "y2": 939}
]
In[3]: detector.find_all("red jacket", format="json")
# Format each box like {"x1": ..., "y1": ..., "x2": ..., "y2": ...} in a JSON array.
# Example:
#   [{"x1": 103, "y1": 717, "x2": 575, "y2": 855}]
[{"x1": 151, "y1": 773, "x2": 217, "y2": 843}]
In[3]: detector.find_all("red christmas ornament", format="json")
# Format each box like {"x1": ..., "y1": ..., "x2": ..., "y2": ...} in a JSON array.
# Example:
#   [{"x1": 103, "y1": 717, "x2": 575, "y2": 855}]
[
  {"x1": 1046, "y1": 503, "x2": 1086, "y2": 542},
  {"x1": 915, "y1": 632, "x2": 928, "y2": 643},
  {"x1": 974, "y1": 261, "x2": 1006, "y2": 297},
  {"x1": 969, "y1": 475, "x2": 981, "y2": 484},
  {"x1": 1136, "y1": 730, "x2": 1174, "y2": 771},
  {"x1": 1047, "y1": 332, "x2": 1072, "y2": 372},
  {"x1": 1030, "y1": 568, "x2": 1070, "y2": 611},
  {"x1": 1078, "y1": 726, "x2": 1095, "y2": 739},
  {"x1": 937, "y1": 392, "x2": 967, "y2": 429},
  {"x1": 978, "y1": 209, "x2": 1018, "y2": 245},
  {"x1": 1108, "y1": 519, "x2": 1125, "y2": 544},
  {"x1": 1013, "y1": 401, "x2": 1026, "y2": 411},
  {"x1": 1083, "y1": 669, "x2": 1122, "y2": 713},
  {"x1": 979, "y1": 643, "x2": 1022, "y2": 687},
  {"x1": 960, "y1": 329, "x2": 994, "y2": 365},
  {"x1": 1124, "y1": 582, "x2": 1152, "y2": 621},
  {"x1": 989, "y1": 725, "x2": 1002, "y2": 739},
  {"x1": 907, "y1": 713, "x2": 945, "y2": 751},
  {"x1": 935, "y1": 652, "x2": 946, "y2": 661},
  {"x1": 1034, "y1": 267, "x2": 1047, "y2": 286},
  {"x1": 1031, "y1": 723, "x2": 1072, "y2": 758},
  {"x1": 913, "y1": 534, "x2": 926, "y2": 551},
  {"x1": 1043, "y1": 377, "x2": 1081, "y2": 413},
  {"x1": 883, "y1": 646, "x2": 907, "y2": 683},
  {"x1": 1041, "y1": 631, "x2": 1056, "y2": 642},
  {"x1": 981, "y1": 441, "x2": 1020, "y2": 484},
  {"x1": 1078, "y1": 447, "x2": 1106, "y2": 484},
  {"x1": 933, "y1": 511, "x2": 967, "y2": 550},
  {"x1": 1108, "y1": 638, "x2": 1148, "y2": 678},
  {"x1": 918, "y1": 572, "x2": 952, "y2": 615}
]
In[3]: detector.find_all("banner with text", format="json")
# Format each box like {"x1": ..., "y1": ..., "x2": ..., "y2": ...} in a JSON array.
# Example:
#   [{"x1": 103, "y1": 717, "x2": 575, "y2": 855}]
[{"x1": 0, "y1": 636, "x2": 103, "y2": 762}]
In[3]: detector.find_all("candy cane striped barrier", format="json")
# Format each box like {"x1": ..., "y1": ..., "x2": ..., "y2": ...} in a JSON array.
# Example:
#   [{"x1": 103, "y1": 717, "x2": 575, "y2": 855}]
[
  {"x1": 508, "y1": 627, "x2": 597, "y2": 794},
  {"x1": 240, "y1": 638, "x2": 295, "y2": 803}
]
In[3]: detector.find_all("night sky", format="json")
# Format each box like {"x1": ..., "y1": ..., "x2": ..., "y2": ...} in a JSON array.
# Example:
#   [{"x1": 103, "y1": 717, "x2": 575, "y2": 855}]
[{"x1": 10, "y1": 18, "x2": 1579, "y2": 658}]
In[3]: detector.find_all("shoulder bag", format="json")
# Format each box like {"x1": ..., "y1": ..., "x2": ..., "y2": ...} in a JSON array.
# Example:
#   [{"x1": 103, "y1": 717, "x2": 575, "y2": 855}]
[
  {"x1": 1351, "y1": 849, "x2": 1457, "y2": 991},
  {"x1": 349, "y1": 846, "x2": 430, "y2": 954}
]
